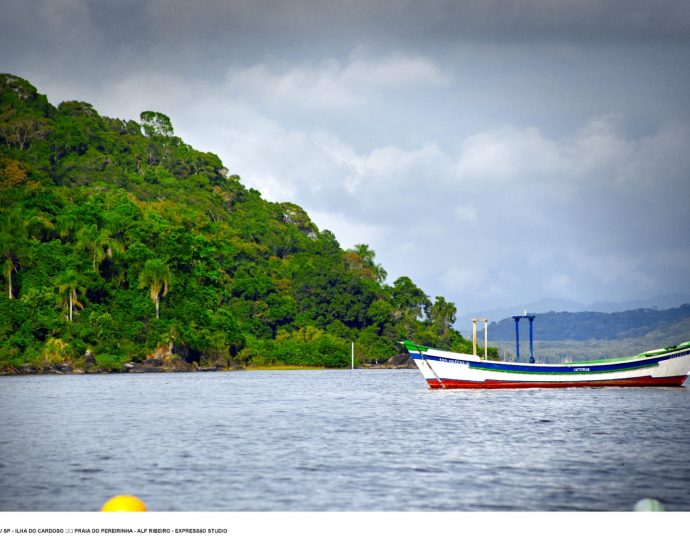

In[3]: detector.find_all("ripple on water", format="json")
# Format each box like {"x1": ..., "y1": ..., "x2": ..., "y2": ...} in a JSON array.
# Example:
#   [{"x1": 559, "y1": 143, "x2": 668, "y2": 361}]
[{"x1": 1, "y1": 371, "x2": 689, "y2": 511}]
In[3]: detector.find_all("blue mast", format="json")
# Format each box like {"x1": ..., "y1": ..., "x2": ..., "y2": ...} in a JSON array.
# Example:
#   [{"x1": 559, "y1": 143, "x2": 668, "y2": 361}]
[
  {"x1": 513, "y1": 316, "x2": 520, "y2": 360},
  {"x1": 512, "y1": 313, "x2": 536, "y2": 363}
]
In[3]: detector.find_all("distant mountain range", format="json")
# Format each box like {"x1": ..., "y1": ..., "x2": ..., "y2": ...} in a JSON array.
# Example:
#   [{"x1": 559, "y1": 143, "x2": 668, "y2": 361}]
[
  {"x1": 457, "y1": 293, "x2": 690, "y2": 330},
  {"x1": 484, "y1": 303, "x2": 690, "y2": 342},
  {"x1": 465, "y1": 301, "x2": 690, "y2": 362}
]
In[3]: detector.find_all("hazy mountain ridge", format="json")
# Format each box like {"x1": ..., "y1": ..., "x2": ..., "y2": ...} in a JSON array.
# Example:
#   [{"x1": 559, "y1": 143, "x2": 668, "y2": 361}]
[
  {"x1": 486, "y1": 303, "x2": 690, "y2": 342},
  {"x1": 458, "y1": 293, "x2": 690, "y2": 331},
  {"x1": 481, "y1": 304, "x2": 690, "y2": 362},
  {"x1": 493, "y1": 317, "x2": 690, "y2": 363}
]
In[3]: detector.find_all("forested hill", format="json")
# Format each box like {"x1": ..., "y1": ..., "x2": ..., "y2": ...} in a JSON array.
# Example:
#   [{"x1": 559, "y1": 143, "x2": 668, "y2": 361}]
[
  {"x1": 487, "y1": 304, "x2": 690, "y2": 342},
  {"x1": 0, "y1": 74, "x2": 477, "y2": 372}
]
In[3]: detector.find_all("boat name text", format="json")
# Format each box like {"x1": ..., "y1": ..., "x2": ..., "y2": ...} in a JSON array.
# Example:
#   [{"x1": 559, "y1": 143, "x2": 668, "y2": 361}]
[{"x1": 438, "y1": 358, "x2": 468, "y2": 365}]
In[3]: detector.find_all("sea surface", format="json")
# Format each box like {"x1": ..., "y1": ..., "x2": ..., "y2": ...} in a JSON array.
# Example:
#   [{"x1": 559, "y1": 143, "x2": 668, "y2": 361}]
[{"x1": 1, "y1": 369, "x2": 689, "y2": 511}]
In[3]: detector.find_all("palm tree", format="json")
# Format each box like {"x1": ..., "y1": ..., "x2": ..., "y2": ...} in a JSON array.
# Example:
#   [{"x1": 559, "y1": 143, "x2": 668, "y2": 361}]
[
  {"x1": 139, "y1": 259, "x2": 171, "y2": 319},
  {"x1": 429, "y1": 296, "x2": 457, "y2": 340},
  {"x1": 76, "y1": 225, "x2": 125, "y2": 273},
  {"x1": 372, "y1": 263, "x2": 388, "y2": 284},
  {"x1": 56, "y1": 269, "x2": 84, "y2": 322},
  {"x1": 1, "y1": 251, "x2": 18, "y2": 299},
  {"x1": 0, "y1": 208, "x2": 28, "y2": 299},
  {"x1": 56, "y1": 209, "x2": 81, "y2": 240},
  {"x1": 350, "y1": 243, "x2": 387, "y2": 284},
  {"x1": 352, "y1": 243, "x2": 375, "y2": 265},
  {"x1": 75, "y1": 224, "x2": 99, "y2": 270}
]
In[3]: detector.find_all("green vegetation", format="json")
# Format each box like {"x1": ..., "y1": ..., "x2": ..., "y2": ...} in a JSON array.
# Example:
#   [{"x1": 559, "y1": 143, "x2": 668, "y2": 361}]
[{"x1": 0, "y1": 74, "x2": 486, "y2": 371}]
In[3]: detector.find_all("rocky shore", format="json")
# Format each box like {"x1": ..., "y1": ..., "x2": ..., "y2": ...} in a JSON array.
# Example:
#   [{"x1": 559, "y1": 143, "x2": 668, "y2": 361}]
[
  {"x1": 362, "y1": 353, "x2": 415, "y2": 369},
  {"x1": 1, "y1": 359, "x2": 243, "y2": 376},
  {"x1": 1, "y1": 351, "x2": 414, "y2": 375},
  {"x1": 0, "y1": 350, "x2": 244, "y2": 376}
]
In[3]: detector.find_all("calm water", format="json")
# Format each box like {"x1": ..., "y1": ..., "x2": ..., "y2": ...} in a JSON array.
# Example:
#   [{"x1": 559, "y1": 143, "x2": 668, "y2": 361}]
[{"x1": 1, "y1": 369, "x2": 689, "y2": 511}]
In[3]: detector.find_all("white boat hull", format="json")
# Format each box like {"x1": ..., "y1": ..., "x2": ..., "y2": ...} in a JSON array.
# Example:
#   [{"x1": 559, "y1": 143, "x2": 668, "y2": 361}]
[{"x1": 404, "y1": 341, "x2": 690, "y2": 389}]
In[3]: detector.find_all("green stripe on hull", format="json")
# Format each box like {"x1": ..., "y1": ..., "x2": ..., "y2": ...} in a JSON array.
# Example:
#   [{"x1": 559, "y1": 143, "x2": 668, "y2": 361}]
[
  {"x1": 569, "y1": 341, "x2": 690, "y2": 364},
  {"x1": 468, "y1": 363, "x2": 658, "y2": 376}
]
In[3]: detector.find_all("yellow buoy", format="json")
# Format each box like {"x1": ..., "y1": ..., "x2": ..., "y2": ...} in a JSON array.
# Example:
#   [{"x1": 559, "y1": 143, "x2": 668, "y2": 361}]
[{"x1": 101, "y1": 495, "x2": 148, "y2": 512}]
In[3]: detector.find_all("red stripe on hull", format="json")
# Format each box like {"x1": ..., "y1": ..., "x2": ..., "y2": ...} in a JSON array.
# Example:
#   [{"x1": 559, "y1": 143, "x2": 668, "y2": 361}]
[{"x1": 426, "y1": 375, "x2": 688, "y2": 389}]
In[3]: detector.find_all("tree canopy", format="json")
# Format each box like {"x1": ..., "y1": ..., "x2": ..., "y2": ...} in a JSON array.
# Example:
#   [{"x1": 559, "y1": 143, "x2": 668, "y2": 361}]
[{"x1": 0, "y1": 73, "x2": 482, "y2": 371}]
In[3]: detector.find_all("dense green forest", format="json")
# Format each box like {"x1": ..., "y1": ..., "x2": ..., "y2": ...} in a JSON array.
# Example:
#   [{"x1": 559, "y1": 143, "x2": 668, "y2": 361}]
[{"x1": 0, "y1": 74, "x2": 482, "y2": 372}]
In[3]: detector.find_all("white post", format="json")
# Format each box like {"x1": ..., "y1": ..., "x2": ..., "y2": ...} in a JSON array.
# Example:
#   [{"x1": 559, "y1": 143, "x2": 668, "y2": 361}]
[
  {"x1": 474, "y1": 318, "x2": 488, "y2": 359},
  {"x1": 351, "y1": 342, "x2": 354, "y2": 370},
  {"x1": 472, "y1": 319, "x2": 477, "y2": 356}
]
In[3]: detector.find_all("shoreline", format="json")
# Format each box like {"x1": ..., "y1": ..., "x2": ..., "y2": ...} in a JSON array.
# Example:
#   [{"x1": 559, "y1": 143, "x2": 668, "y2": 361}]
[
  {"x1": 1, "y1": 352, "x2": 415, "y2": 376},
  {"x1": 0, "y1": 352, "x2": 415, "y2": 376},
  {"x1": 0, "y1": 363, "x2": 414, "y2": 376}
]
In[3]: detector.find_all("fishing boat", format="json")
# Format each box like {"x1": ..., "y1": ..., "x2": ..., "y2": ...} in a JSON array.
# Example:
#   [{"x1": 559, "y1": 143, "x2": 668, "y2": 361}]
[{"x1": 403, "y1": 316, "x2": 690, "y2": 389}]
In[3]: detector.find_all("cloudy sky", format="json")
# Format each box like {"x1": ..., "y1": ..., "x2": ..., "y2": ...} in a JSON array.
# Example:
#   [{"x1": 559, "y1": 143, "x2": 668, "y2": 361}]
[{"x1": 3, "y1": 0, "x2": 690, "y2": 316}]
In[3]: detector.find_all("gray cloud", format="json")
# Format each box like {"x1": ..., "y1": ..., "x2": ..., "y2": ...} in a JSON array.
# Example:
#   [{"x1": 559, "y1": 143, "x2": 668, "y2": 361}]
[
  {"x1": 125, "y1": 0, "x2": 690, "y2": 50},
  {"x1": 2, "y1": 0, "x2": 690, "y2": 314},
  {"x1": 5, "y1": 1, "x2": 690, "y2": 72}
]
